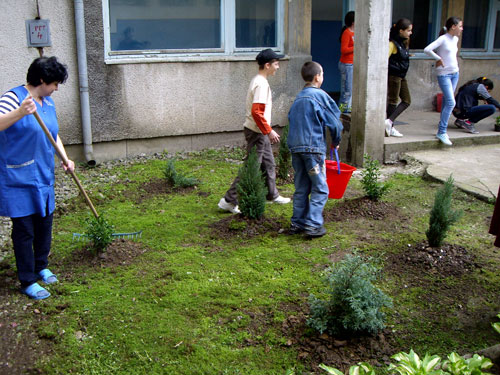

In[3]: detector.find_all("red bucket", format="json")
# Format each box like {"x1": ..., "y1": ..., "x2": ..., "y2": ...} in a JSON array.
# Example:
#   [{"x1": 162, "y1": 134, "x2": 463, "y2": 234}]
[{"x1": 325, "y1": 160, "x2": 356, "y2": 199}]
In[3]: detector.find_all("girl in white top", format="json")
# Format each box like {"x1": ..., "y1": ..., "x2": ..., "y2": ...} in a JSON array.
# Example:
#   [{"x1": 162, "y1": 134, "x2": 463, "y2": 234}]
[{"x1": 424, "y1": 16, "x2": 463, "y2": 146}]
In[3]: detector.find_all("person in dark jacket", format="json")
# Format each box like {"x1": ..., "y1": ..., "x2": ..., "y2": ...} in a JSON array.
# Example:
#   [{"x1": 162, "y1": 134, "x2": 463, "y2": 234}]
[
  {"x1": 385, "y1": 18, "x2": 413, "y2": 138},
  {"x1": 453, "y1": 77, "x2": 500, "y2": 134}
]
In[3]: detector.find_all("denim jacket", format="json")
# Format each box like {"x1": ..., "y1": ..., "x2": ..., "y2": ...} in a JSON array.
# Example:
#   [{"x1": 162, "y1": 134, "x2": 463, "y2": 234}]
[{"x1": 287, "y1": 86, "x2": 343, "y2": 154}]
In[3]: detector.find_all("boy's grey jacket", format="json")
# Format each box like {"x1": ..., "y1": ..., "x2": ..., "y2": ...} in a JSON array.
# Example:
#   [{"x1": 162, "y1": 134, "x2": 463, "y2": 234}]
[{"x1": 287, "y1": 86, "x2": 343, "y2": 154}]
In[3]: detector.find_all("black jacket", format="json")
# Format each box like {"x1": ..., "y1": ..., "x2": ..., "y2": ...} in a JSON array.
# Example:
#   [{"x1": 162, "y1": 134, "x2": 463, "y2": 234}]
[{"x1": 388, "y1": 36, "x2": 410, "y2": 78}]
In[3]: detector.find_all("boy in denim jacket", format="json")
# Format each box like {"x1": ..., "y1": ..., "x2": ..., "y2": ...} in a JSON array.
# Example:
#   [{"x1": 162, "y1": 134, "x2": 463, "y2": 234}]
[{"x1": 287, "y1": 61, "x2": 343, "y2": 237}]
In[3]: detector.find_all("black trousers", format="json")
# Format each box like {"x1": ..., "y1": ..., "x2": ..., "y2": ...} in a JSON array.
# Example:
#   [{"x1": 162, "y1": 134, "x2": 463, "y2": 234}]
[{"x1": 11, "y1": 212, "x2": 53, "y2": 288}]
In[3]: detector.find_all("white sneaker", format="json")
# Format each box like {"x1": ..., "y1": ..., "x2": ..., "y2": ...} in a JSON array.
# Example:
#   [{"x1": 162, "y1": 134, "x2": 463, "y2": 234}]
[
  {"x1": 218, "y1": 198, "x2": 241, "y2": 214},
  {"x1": 269, "y1": 195, "x2": 291, "y2": 204},
  {"x1": 385, "y1": 119, "x2": 392, "y2": 137},
  {"x1": 435, "y1": 133, "x2": 452, "y2": 146},
  {"x1": 390, "y1": 127, "x2": 403, "y2": 137}
]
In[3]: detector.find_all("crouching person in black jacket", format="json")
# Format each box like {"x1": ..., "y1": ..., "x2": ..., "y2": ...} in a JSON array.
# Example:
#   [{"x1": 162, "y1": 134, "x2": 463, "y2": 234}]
[{"x1": 453, "y1": 77, "x2": 500, "y2": 134}]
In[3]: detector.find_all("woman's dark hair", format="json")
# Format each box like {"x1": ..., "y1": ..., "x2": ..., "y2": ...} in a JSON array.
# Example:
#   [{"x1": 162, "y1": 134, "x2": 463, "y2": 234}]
[
  {"x1": 301, "y1": 61, "x2": 322, "y2": 82},
  {"x1": 26, "y1": 56, "x2": 68, "y2": 87},
  {"x1": 439, "y1": 16, "x2": 462, "y2": 36},
  {"x1": 458, "y1": 77, "x2": 494, "y2": 93},
  {"x1": 339, "y1": 11, "x2": 355, "y2": 42},
  {"x1": 390, "y1": 18, "x2": 412, "y2": 47}
]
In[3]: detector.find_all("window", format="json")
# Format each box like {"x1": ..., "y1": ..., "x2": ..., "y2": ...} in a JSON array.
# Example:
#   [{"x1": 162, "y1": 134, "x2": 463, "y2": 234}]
[
  {"x1": 103, "y1": 0, "x2": 284, "y2": 62},
  {"x1": 391, "y1": 0, "x2": 441, "y2": 50},
  {"x1": 462, "y1": 0, "x2": 500, "y2": 54}
]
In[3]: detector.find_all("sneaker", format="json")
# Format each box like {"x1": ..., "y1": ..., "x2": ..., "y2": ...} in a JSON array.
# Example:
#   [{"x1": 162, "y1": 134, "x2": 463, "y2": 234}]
[
  {"x1": 384, "y1": 119, "x2": 392, "y2": 137},
  {"x1": 304, "y1": 226, "x2": 327, "y2": 238},
  {"x1": 454, "y1": 118, "x2": 467, "y2": 129},
  {"x1": 218, "y1": 198, "x2": 241, "y2": 214},
  {"x1": 269, "y1": 195, "x2": 291, "y2": 204},
  {"x1": 390, "y1": 127, "x2": 403, "y2": 137},
  {"x1": 435, "y1": 133, "x2": 452, "y2": 146},
  {"x1": 462, "y1": 121, "x2": 479, "y2": 134},
  {"x1": 288, "y1": 224, "x2": 304, "y2": 235}
]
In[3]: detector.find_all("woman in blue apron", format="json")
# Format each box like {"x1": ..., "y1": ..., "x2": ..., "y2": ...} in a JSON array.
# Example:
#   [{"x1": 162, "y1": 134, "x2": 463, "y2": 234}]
[{"x1": 0, "y1": 56, "x2": 75, "y2": 299}]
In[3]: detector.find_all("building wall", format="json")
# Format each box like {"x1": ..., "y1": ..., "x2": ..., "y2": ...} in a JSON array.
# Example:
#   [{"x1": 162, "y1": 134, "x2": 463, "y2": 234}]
[{"x1": 0, "y1": 0, "x2": 82, "y2": 144}]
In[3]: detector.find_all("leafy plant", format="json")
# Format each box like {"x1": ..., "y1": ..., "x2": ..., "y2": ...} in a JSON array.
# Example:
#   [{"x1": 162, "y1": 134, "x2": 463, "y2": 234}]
[
  {"x1": 276, "y1": 124, "x2": 291, "y2": 180},
  {"x1": 164, "y1": 159, "x2": 199, "y2": 188},
  {"x1": 308, "y1": 253, "x2": 392, "y2": 336},
  {"x1": 442, "y1": 352, "x2": 493, "y2": 375},
  {"x1": 493, "y1": 313, "x2": 500, "y2": 335},
  {"x1": 360, "y1": 154, "x2": 390, "y2": 201},
  {"x1": 84, "y1": 215, "x2": 114, "y2": 253},
  {"x1": 236, "y1": 146, "x2": 267, "y2": 219},
  {"x1": 426, "y1": 175, "x2": 463, "y2": 247},
  {"x1": 388, "y1": 350, "x2": 442, "y2": 375}
]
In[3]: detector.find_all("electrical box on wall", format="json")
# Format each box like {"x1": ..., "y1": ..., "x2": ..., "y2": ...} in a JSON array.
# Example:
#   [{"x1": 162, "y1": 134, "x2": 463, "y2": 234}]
[{"x1": 25, "y1": 19, "x2": 51, "y2": 47}]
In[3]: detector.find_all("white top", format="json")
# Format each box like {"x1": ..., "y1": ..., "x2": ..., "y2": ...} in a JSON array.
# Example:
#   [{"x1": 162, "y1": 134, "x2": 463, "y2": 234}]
[
  {"x1": 243, "y1": 74, "x2": 272, "y2": 133},
  {"x1": 424, "y1": 33, "x2": 459, "y2": 76}
]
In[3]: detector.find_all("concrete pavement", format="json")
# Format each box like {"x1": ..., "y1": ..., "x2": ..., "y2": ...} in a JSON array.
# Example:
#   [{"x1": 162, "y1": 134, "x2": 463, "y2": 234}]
[{"x1": 385, "y1": 110, "x2": 500, "y2": 201}]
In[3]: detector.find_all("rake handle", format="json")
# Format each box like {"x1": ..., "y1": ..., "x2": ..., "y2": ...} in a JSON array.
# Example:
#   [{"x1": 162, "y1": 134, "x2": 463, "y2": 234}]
[{"x1": 32, "y1": 111, "x2": 99, "y2": 218}]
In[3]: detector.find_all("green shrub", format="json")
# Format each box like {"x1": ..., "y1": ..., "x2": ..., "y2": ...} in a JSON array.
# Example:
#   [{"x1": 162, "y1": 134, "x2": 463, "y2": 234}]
[
  {"x1": 276, "y1": 124, "x2": 291, "y2": 180},
  {"x1": 308, "y1": 253, "x2": 392, "y2": 336},
  {"x1": 84, "y1": 215, "x2": 114, "y2": 253},
  {"x1": 164, "y1": 159, "x2": 199, "y2": 188},
  {"x1": 236, "y1": 146, "x2": 267, "y2": 219},
  {"x1": 426, "y1": 175, "x2": 462, "y2": 247},
  {"x1": 360, "y1": 154, "x2": 390, "y2": 201}
]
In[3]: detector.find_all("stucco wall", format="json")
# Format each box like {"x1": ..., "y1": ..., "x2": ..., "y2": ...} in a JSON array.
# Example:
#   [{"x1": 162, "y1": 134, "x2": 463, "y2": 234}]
[
  {"x1": 400, "y1": 57, "x2": 500, "y2": 112},
  {"x1": 83, "y1": 0, "x2": 306, "y2": 147},
  {"x1": 0, "y1": 0, "x2": 81, "y2": 143}
]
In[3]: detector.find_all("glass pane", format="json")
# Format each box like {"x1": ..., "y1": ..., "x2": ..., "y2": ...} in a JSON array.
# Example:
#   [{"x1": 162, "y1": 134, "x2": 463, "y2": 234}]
[
  {"x1": 462, "y1": 0, "x2": 488, "y2": 49},
  {"x1": 109, "y1": 0, "x2": 221, "y2": 51},
  {"x1": 236, "y1": 0, "x2": 276, "y2": 48},
  {"x1": 392, "y1": 0, "x2": 433, "y2": 50},
  {"x1": 494, "y1": 11, "x2": 500, "y2": 49}
]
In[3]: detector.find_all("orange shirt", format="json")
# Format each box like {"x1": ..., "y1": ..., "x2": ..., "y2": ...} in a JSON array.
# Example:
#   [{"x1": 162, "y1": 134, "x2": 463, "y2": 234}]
[{"x1": 340, "y1": 28, "x2": 354, "y2": 64}]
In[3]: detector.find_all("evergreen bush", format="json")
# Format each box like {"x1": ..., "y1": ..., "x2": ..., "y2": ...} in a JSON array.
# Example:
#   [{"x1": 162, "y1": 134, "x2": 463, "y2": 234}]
[
  {"x1": 164, "y1": 159, "x2": 199, "y2": 188},
  {"x1": 426, "y1": 175, "x2": 462, "y2": 247},
  {"x1": 308, "y1": 253, "x2": 392, "y2": 336},
  {"x1": 236, "y1": 146, "x2": 267, "y2": 219},
  {"x1": 360, "y1": 154, "x2": 390, "y2": 201},
  {"x1": 276, "y1": 124, "x2": 291, "y2": 180},
  {"x1": 84, "y1": 215, "x2": 114, "y2": 253}
]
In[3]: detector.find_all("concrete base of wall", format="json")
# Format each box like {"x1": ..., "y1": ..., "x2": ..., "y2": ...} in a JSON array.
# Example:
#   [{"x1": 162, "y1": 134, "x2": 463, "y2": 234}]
[{"x1": 65, "y1": 130, "x2": 247, "y2": 164}]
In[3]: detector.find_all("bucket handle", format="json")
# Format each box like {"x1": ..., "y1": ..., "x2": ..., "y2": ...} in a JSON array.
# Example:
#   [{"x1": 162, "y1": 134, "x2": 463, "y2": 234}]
[{"x1": 330, "y1": 147, "x2": 341, "y2": 174}]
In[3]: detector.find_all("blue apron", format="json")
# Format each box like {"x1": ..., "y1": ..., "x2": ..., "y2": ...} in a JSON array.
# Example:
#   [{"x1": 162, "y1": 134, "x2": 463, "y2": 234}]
[{"x1": 0, "y1": 85, "x2": 58, "y2": 218}]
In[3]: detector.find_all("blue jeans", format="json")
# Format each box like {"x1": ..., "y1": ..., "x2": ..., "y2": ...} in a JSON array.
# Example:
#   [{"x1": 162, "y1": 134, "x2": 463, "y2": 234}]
[
  {"x1": 437, "y1": 72, "x2": 459, "y2": 134},
  {"x1": 291, "y1": 153, "x2": 329, "y2": 229},
  {"x1": 338, "y1": 62, "x2": 353, "y2": 110},
  {"x1": 11, "y1": 212, "x2": 53, "y2": 288},
  {"x1": 464, "y1": 105, "x2": 496, "y2": 124}
]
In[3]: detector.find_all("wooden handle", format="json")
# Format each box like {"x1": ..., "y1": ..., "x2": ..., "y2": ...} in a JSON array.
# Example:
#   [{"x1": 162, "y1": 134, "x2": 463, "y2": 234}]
[{"x1": 32, "y1": 111, "x2": 99, "y2": 218}]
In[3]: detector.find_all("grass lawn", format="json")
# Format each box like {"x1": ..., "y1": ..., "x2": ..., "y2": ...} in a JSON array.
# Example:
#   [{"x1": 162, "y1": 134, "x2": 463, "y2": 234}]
[{"x1": 0, "y1": 147, "x2": 499, "y2": 375}]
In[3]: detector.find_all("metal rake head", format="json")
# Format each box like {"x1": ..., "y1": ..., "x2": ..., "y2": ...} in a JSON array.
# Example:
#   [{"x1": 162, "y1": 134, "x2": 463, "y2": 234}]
[{"x1": 72, "y1": 230, "x2": 143, "y2": 242}]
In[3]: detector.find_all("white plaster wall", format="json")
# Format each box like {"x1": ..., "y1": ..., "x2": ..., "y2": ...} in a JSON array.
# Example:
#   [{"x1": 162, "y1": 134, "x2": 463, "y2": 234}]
[{"x1": 0, "y1": 0, "x2": 81, "y2": 143}]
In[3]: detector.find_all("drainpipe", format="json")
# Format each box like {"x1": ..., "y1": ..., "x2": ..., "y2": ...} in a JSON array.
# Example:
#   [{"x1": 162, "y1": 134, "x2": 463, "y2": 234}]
[{"x1": 74, "y1": 0, "x2": 96, "y2": 166}]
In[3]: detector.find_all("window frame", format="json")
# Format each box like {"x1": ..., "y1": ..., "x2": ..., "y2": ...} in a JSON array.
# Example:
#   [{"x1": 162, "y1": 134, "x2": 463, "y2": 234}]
[
  {"x1": 102, "y1": 0, "x2": 285, "y2": 64},
  {"x1": 461, "y1": 0, "x2": 500, "y2": 58}
]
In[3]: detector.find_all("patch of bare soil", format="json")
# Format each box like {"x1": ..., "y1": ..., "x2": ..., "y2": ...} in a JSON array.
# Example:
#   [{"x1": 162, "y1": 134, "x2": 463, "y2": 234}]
[
  {"x1": 63, "y1": 239, "x2": 147, "y2": 270},
  {"x1": 121, "y1": 178, "x2": 204, "y2": 204},
  {"x1": 283, "y1": 314, "x2": 398, "y2": 373},
  {"x1": 386, "y1": 240, "x2": 480, "y2": 278},
  {"x1": 207, "y1": 215, "x2": 284, "y2": 241},
  {"x1": 0, "y1": 263, "x2": 51, "y2": 375},
  {"x1": 324, "y1": 197, "x2": 400, "y2": 222}
]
